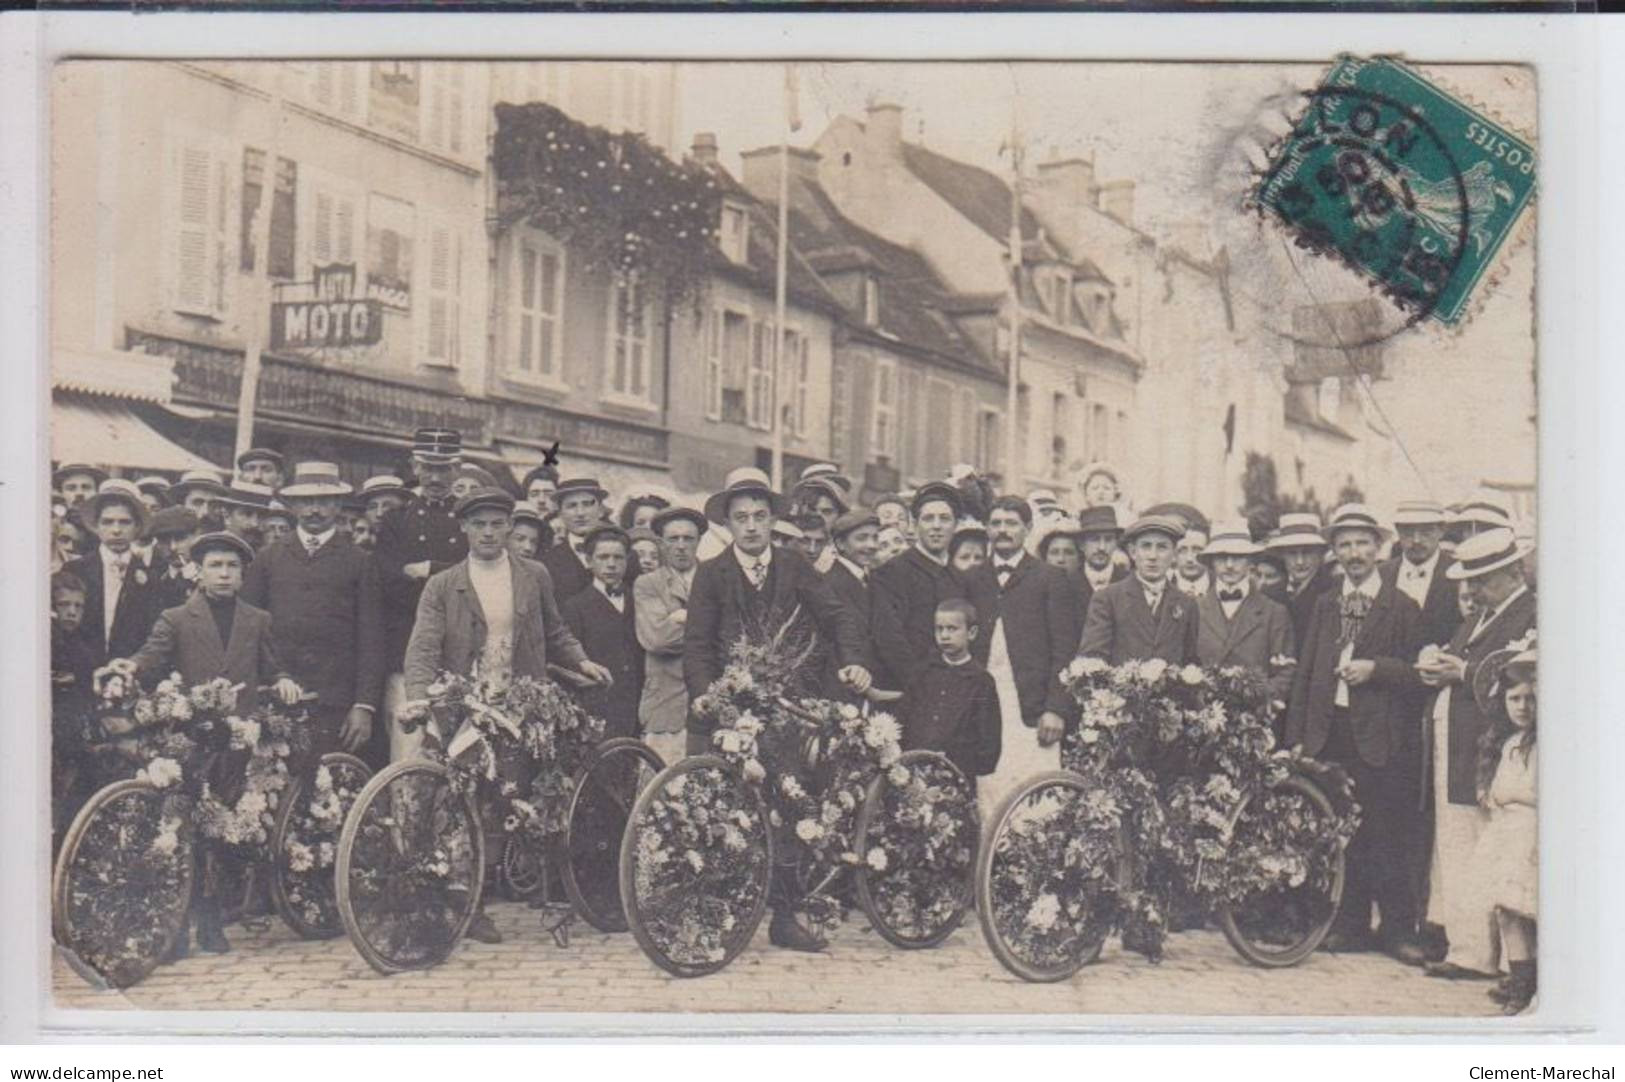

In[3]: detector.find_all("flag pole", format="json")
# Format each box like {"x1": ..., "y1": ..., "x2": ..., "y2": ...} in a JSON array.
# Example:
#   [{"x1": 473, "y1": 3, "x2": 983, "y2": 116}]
[
  {"x1": 234, "y1": 86, "x2": 286, "y2": 466},
  {"x1": 769, "y1": 64, "x2": 797, "y2": 493},
  {"x1": 1003, "y1": 104, "x2": 1024, "y2": 497}
]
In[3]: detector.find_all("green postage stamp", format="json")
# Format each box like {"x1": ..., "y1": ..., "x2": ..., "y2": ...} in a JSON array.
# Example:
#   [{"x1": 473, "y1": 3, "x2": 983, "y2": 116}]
[{"x1": 1253, "y1": 56, "x2": 1536, "y2": 327}]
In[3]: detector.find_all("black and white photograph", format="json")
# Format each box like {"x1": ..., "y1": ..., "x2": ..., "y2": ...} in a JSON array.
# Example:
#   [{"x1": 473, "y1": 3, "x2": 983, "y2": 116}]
[{"x1": 37, "y1": 52, "x2": 1546, "y2": 1021}]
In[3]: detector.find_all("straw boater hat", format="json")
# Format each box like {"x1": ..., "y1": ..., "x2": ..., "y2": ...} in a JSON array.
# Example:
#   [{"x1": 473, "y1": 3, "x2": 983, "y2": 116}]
[
  {"x1": 793, "y1": 475, "x2": 849, "y2": 514},
  {"x1": 170, "y1": 468, "x2": 229, "y2": 500},
  {"x1": 651, "y1": 505, "x2": 709, "y2": 537},
  {"x1": 134, "y1": 475, "x2": 172, "y2": 498},
  {"x1": 1120, "y1": 513, "x2": 1185, "y2": 547},
  {"x1": 911, "y1": 480, "x2": 963, "y2": 519},
  {"x1": 705, "y1": 467, "x2": 784, "y2": 526},
  {"x1": 360, "y1": 474, "x2": 409, "y2": 501},
  {"x1": 771, "y1": 518, "x2": 805, "y2": 543},
  {"x1": 84, "y1": 478, "x2": 149, "y2": 531},
  {"x1": 1076, "y1": 505, "x2": 1122, "y2": 538},
  {"x1": 799, "y1": 462, "x2": 853, "y2": 496},
  {"x1": 1266, "y1": 511, "x2": 1328, "y2": 551},
  {"x1": 556, "y1": 476, "x2": 610, "y2": 502},
  {"x1": 831, "y1": 507, "x2": 881, "y2": 541},
  {"x1": 1200, "y1": 520, "x2": 1263, "y2": 560},
  {"x1": 411, "y1": 427, "x2": 463, "y2": 466},
  {"x1": 511, "y1": 500, "x2": 546, "y2": 528},
  {"x1": 277, "y1": 461, "x2": 354, "y2": 500},
  {"x1": 1445, "y1": 528, "x2": 1532, "y2": 581},
  {"x1": 1393, "y1": 499, "x2": 1449, "y2": 527},
  {"x1": 190, "y1": 530, "x2": 256, "y2": 566},
  {"x1": 218, "y1": 480, "x2": 275, "y2": 511},
  {"x1": 53, "y1": 462, "x2": 109, "y2": 490},
  {"x1": 1322, "y1": 503, "x2": 1392, "y2": 544},
  {"x1": 453, "y1": 488, "x2": 515, "y2": 520}
]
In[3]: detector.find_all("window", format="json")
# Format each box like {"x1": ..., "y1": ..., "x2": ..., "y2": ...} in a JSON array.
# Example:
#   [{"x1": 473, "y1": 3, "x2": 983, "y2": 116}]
[
  {"x1": 720, "y1": 204, "x2": 749, "y2": 265},
  {"x1": 720, "y1": 310, "x2": 750, "y2": 425},
  {"x1": 783, "y1": 328, "x2": 811, "y2": 438},
  {"x1": 1087, "y1": 402, "x2": 1110, "y2": 462},
  {"x1": 365, "y1": 193, "x2": 415, "y2": 311},
  {"x1": 240, "y1": 148, "x2": 297, "y2": 279},
  {"x1": 1051, "y1": 392, "x2": 1070, "y2": 475},
  {"x1": 513, "y1": 237, "x2": 564, "y2": 381},
  {"x1": 863, "y1": 275, "x2": 879, "y2": 325},
  {"x1": 422, "y1": 220, "x2": 461, "y2": 367},
  {"x1": 368, "y1": 62, "x2": 421, "y2": 143},
  {"x1": 871, "y1": 358, "x2": 898, "y2": 460},
  {"x1": 310, "y1": 63, "x2": 363, "y2": 121},
  {"x1": 975, "y1": 409, "x2": 1001, "y2": 475},
  {"x1": 703, "y1": 309, "x2": 723, "y2": 420},
  {"x1": 304, "y1": 174, "x2": 360, "y2": 274},
  {"x1": 1016, "y1": 386, "x2": 1033, "y2": 475},
  {"x1": 1079, "y1": 284, "x2": 1112, "y2": 334},
  {"x1": 958, "y1": 387, "x2": 976, "y2": 462},
  {"x1": 606, "y1": 273, "x2": 652, "y2": 402},
  {"x1": 423, "y1": 62, "x2": 468, "y2": 157},
  {"x1": 169, "y1": 136, "x2": 230, "y2": 318},
  {"x1": 747, "y1": 320, "x2": 774, "y2": 430},
  {"x1": 1047, "y1": 271, "x2": 1072, "y2": 323}
]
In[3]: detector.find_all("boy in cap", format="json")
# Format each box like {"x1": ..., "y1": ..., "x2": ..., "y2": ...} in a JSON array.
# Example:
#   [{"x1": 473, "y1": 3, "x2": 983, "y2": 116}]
[
  {"x1": 521, "y1": 463, "x2": 560, "y2": 515},
  {"x1": 1079, "y1": 514, "x2": 1200, "y2": 666},
  {"x1": 144, "y1": 506, "x2": 202, "y2": 612},
  {"x1": 561, "y1": 524, "x2": 645, "y2": 740},
  {"x1": 508, "y1": 501, "x2": 547, "y2": 561}
]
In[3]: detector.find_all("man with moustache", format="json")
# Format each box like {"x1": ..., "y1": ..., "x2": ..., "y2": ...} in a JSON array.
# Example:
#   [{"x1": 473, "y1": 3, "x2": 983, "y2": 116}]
[
  {"x1": 872, "y1": 481, "x2": 965, "y2": 697},
  {"x1": 1071, "y1": 505, "x2": 1128, "y2": 631},
  {"x1": 242, "y1": 461, "x2": 388, "y2": 771},
  {"x1": 1383, "y1": 499, "x2": 1462, "y2": 650},
  {"x1": 373, "y1": 428, "x2": 469, "y2": 761}
]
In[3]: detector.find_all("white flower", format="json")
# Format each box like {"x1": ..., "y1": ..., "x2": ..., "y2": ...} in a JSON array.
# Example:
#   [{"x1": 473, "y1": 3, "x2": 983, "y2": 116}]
[
  {"x1": 142, "y1": 758, "x2": 183, "y2": 789},
  {"x1": 780, "y1": 776, "x2": 806, "y2": 800},
  {"x1": 742, "y1": 758, "x2": 766, "y2": 783},
  {"x1": 865, "y1": 847, "x2": 889, "y2": 872},
  {"x1": 1179, "y1": 664, "x2": 1205, "y2": 686},
  {"x1": 1140, "y1": 658, "x2": 1168, "y2": 683},
  {"x1": 864, "y1": 713, "x2": 902, "y2": 749},
  {"x1": 838, "y1": 703, "x2": 860, "y2": 721},
  {"x1": 150, "y1": 821, "x2": 180, "y2": 857},
  {"x1": 717, "y1": 730, "x2": 743, "y2": 755},
  {"x1": 684, "y1": 849, "x2": 705, "y2": 874},
  {"x1": 1026, "y1": 893, "x2": 1061, "y2": 931},
  {"x1": 888, "y1": 765, "x2": 910, "y2": 787},
  {"x1": 733, "y1": 711, "x2": 764, "y2": 737},
  {"x1": 794, "y1": 818, "x2": 822, "y2": 842},
  {"x1": 1080, "y1": 729, "x2": 1100, "y2": 744}
]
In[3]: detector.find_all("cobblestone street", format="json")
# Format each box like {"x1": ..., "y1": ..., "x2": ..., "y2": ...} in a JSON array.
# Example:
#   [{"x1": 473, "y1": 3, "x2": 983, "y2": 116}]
[{"x1": 54, "y1": 901, "x2": 1500, "y2": 1018}]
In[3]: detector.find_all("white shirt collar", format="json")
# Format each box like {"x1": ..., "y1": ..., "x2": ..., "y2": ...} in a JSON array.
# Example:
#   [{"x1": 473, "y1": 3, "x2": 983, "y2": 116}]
[
  {"x1": 835, "y1": 554, "x2": 868, "y2": 582},
  {"x1": 733, "y1": 544, "x2": 772, "y2": 572},
  {"x1": 993, "y1": 550, "x2": 1024, "y2": 570},
  {"x1": 1342, "y1": 570, "x2": 1383, "y2": 600},
  {"x1": 101, "y1": 544, "x2": 132, "y2": 567},
  {"x1": 914, "y1": 543, "x2": 949, "y2": 567},
  {"x1": 1216, "y1": 579, "x2": 1251, "y2": 600},
  {"x1": 1474, "y1": 584, "x2": 1529, "y2": 633},
  {"x1": 1401, "y1": 549, "x2": 1441, "y2": 577},
  {"x1": 1136, "y1": 574, "x2": 1167, "y2": 597},
  {"x1": 594, "y1": 578, "x2": 626, "y2": 608},
  {"x1": 297, "y1": 526, "x2": 336, "y2": 549}
]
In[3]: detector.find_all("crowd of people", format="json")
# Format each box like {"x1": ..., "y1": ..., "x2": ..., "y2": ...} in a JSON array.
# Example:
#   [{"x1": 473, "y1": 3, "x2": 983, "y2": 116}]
[{"x1": 48, "y1": 428, "x2": 1539, "y2": 1012}]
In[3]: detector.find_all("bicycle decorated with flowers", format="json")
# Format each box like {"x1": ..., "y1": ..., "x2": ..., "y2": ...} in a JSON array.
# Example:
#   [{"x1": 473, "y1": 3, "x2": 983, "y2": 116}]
[
  {"x1": 976, "y1": 657, "x2": 1359, "y2": 983},
  {"x1": 52, "y1": 665, "x2": 324, "y2": 989},
  {"x1": 334, "y1": 666, "x2": 664, "y2": 975},
  {"x1": 618, "y1": 636, "x2": 980, "y2": 977}
]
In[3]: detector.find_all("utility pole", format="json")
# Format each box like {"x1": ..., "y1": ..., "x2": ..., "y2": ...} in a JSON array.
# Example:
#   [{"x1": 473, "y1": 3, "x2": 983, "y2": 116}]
[
  {"x1": 233, "y1": 85, "x2": 286, "y2": 464},
  {"x1": 1003, "y1": 107, "x2": 1024, "y2": 496},
  {"x1": 769, "y1": 64, "x2": 799, "y2": 492}
]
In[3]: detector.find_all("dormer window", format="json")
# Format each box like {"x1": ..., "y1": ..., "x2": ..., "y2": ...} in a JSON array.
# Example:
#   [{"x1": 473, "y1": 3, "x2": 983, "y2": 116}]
[
  {"x1": 720, "y1": 203, "x2": 749, "y2": 265},
  {"x1": 1047, "y1": 269, "x2": 1073, "y2": 324},
  {"x1": 863, "y1": 274, "x2": 879, "y2": 326},
  {"x1": 1078, "y1": 284, "x2": 1112, "y2": 334}
]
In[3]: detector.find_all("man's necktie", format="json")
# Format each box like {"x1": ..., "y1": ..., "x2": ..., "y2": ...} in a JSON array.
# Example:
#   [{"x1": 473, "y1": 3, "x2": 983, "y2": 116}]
[
  {"x1": 305, "y1": 536, "x2": 321, "y2": 556},
  {"x1": 746, "y1": 559, "x2": 767, "y2": 590},
  {"x1": 1338, "y1": 591, "x2": 1374, "y2": 647},
  {"x1": 996, "y1": 565, "x2": 1013, "y2": 588},
  {"x1": 1219, "y1": 588, "x2": 1244, "y2": 603}
]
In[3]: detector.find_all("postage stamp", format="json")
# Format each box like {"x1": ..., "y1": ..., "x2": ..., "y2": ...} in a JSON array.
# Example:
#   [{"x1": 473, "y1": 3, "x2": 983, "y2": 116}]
[{"x1": 1253, "y1": 56, "x2": 1537, "y2": 329}]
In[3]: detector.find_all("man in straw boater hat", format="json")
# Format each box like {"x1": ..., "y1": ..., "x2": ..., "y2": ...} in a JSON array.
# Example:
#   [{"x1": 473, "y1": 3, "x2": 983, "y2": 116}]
[
  {"x1": 683, "y1": 467, "x2": 873, "y2": 954},
  {"x1": 633, "y1": 505, "x2": 709, "y2": 768},
  {"x1": 541, "y1": 475, "x2": 618, "y2": 604},
  {"x1": 133, "y1": 475, "x2": 171, "y2": 516},
  {"x1": 373, "y1": 427, "x2": 470, "y2": 761},
  {"x1": 1285, "y1": 503, "x2": 1428, "y2": 964},
  {"x1": 872, "y1": 480, "x2": 966, "y2": 698},
  {"x1": 235, "y1": 447, "x2": 286, "y2": 491},
  {"x1": 1078, "y1": 513, "x2": 1199, "y2": 667},
  {"x1": 1413, "y1": 526, "x2": 1536, "y2": 981},
  {"x1": 404, "y1": 487, "x2": 611, "y2": 944},
  {"x1": 242, "y1": 462, "x2": 389, "y2": 770},
  {"x1": 1265, "y1": 510, "x2": 1340, "y2": 650},
  {"x1": 359, "y1": 474, "x2": 410, "y2": 530},
  {"x1": 1382, "y1": 498, "x2": 1463, "y2": 651},
  {"x1": 1193, "y1": 521, "x2": 1296, "y2": 704},
  {"x1": 53, "y1": 463, "x2": 108, "y2": 510},
  {"x1": 61, "y1": 478, "x2": 160, "y2": 667}
]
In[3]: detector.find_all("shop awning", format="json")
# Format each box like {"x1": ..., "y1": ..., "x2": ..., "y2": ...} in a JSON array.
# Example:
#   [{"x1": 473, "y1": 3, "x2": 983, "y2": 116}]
[{"x1": 53, "y1": 396, "x2": 221, "y2": 473}]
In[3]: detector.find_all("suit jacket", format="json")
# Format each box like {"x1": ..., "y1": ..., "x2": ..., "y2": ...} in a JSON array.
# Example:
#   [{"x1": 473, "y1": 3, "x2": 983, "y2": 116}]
[
  {"x1": 63, "y1": 548, "x2": 159, "y2": 665},
  {"x1": 403, "y1": 556, "x2": 588, "y2": 702},
  {"x1": 965, "y1": 554, "x2": 1078, "y2": 723},
  {"x1": 1195, "y1": 586, "x2": 1296, "y2": 700},
  {"x1": 1069, "y1": 564, "x2": 1129, "y2": 636},
  {"x1": 373, "y1": 495, "x2": 468, "y2": 670},
  {"x1": 634, "y1": 565, "x2": 693, "y2": 735},
  {"x1": 1078, "y1": 576, "x2": 1200, "y2": 667},
  {"x1": 683, "y1": 546, "x2": 867, "y2": 734},
  {"x1": 901, "y1": 656, "x2": 1002, "y2": 779},
  {"x1": 562, "y1": 584, "x2": 644, "y2": 740},
  {"x1": 1381, "y1": 553, "x2": 1463, "y2": 652},
  {"x1": 129, "y1": 592, "x2": 288, "y2": 716},
  {"x1": 1280, "y1": 562, "x2": 1340, "y2": 655},
  {"x1": 1285, "y1": 579, "x2": 1423, "y2": 768},
  {"x1": 822, "y1": 559, "x2": 880, "y2": 694},
  {"x1": 871, "y1": 547, "x2": 965, "y2": 693},
  {"x1": 541, "y1": 542, "x2": 594, "y2": 605},
  {"x1": 241, "y1": 533, "x2": 386, "y2": 713},
  {"x1": 1427, "y1": 587, "x2": 1536, "y2": 805}
]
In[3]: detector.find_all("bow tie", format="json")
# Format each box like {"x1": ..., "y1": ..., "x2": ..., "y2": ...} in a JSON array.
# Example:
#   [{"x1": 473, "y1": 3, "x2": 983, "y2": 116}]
[
  {"x1": 304, "y1": 536, "x2": 322, "y2": 554},
  {"x1": 995, "y1": 563, "x2": 1016, "y2": 583},
  {"x1": 1219, "y1": 588, "x2": 1244, "y2": 603},
  {"x1": 604, "y1": 585, "x2": 623, "y2": 599}
]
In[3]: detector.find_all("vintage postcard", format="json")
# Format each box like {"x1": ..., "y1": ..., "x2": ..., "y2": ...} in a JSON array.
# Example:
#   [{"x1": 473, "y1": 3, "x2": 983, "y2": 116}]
[{"x1": 43, "y1": 55, "x2": 1538, "y2": 1020}]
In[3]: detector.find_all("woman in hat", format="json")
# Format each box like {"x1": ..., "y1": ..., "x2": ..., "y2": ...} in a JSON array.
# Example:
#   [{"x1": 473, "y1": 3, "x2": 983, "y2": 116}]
[{"x1": 948, "y1": 519, "x2": 989, "y2": 574}]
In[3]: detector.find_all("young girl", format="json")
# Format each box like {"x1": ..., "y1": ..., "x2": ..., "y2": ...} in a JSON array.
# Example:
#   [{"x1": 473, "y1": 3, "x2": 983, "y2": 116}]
[{"x1": 1470, "y1": 645, "x2": 1538, "y2": 1014}]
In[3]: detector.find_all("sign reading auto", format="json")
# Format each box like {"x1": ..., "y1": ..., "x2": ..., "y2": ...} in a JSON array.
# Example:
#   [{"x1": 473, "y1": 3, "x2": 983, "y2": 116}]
[{"x1": 270, "y1": 263, "x2": 385, "y2": 350}]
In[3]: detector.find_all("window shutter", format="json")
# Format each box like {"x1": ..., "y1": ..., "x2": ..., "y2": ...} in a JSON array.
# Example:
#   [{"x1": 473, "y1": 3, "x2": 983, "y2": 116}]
[
  {"x1": 335, "y1": 194, "x2": 356, "y2": 263},
  {"x1": 516, "y1": 243, "x2": 537, "y2": 372},
  {"x1": 448, "y1": 64, "x2": 466, "y2": 154},
  {"x1": 704, "y1": 309, "x2": 722, "y2": 420},
  {"x1": 424, "y1": 222, "x2": 457, "y2": 366},
  {"x1": 313, "y1": 190, "x2": 333, "y2": 264}
]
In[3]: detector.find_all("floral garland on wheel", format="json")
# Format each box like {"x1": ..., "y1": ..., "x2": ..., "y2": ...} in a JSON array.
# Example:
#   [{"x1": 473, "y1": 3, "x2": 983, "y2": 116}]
[{"x1": 990, "y1": 657, "x2": 1360, "y2": 962}]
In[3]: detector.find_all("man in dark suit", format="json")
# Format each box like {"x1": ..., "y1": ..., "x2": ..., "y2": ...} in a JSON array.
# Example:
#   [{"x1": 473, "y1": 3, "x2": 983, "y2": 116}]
[
  {"x1": 1193, "y1": 522, "x2": 1296, "y2": 703},
  {"x1": 963, "y1": 495, "x2": 1079, "y2": 807},
  {"x1": 1070, "y1": 505, "x2": 1128, "y2": 631},
  {"x1": 1285, "y1": 504, "x2": 1426, "y2": 963},
  {"x1": 871, "y1": 482, "x2": 965, "y2": 696},
  {"x1": 63, "y1": 479, "x2": 160, "y2": 667},
  {"x1": 1415, "y1": 528, "x2": 1536, "y2": 979},
  {"x1": 541, "y1": 477, "x2": 614, "y2": 603},
  {"x1": 822, "y1": 508, "x2": 882, "y2": 696},
  {"x1": 242, "y1": 462, "x2": 388, "y2": 771},
  {"x1": 1383, "y1": 499, "x2": 1463, "y2": 651},
  {"x1": 561, "y1": 525, "x2": 645, "y2": 740},
  {"x1": 373, "y1": 428, "x2": 468, "y2": 760},
  {"x1": 1267, "y1": 511, "x2": 1340, "y2": 652},
  {"x1": 683, "y1": 467, "x2": 873, "y2": 953},
  {"x1": 1079, "y1": 514, "x2": 1199, "y2": 666}
]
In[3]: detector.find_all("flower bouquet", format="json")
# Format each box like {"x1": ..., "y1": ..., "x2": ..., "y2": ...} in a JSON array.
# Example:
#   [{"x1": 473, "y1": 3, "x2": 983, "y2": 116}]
[{"x1": 273, "y1": 757, "x2": 371, "y2": 935}]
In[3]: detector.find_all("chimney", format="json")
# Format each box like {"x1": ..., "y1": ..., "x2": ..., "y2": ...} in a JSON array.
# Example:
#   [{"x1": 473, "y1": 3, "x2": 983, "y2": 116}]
[
  {"x1": 1098, "y1": 179, "x2": 1135, "y2": 225},
  {"x1": 866, "y1": 102, "x2": 904, "y2": 159},
  {"x1": 738, "y1": 145, "x2": 823, "y2": 204},
  {"x1": 1036, "y1": 157, "x2": 1098, "y2": 208},
  {"x1": 690, "y1": 132, "x2": 719, "y2": 167}
]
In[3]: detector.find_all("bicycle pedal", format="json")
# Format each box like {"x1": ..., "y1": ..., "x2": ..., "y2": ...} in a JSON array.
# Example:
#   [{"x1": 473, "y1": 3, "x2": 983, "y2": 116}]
[{"x1": 240, "y1": 917, "x2": 272, "y2": 933}]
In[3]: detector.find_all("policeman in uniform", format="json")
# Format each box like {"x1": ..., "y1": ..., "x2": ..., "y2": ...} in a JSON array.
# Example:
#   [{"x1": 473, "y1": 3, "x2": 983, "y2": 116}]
[{"x1": 373, "y1": 427, "x2": 468, "y2": 760}]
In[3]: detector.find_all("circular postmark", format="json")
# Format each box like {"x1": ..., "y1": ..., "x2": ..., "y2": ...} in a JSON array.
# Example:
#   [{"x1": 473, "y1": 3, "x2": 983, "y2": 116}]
[{"x1": 1247, "y1": 84, "x2": 1472, "y2": 350}]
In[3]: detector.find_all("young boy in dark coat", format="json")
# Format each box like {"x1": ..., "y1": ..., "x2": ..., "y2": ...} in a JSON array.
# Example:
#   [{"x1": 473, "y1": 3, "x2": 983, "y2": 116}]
[
  {"x1": 50, "y1": 571, "x2": 100, "y2": 851},
  {"x1": 560, "y1": 525, "x2": 644, "y2": 740},
  {"x1": 900, "y1": 598, "x2": 1001, "y2": 789}
]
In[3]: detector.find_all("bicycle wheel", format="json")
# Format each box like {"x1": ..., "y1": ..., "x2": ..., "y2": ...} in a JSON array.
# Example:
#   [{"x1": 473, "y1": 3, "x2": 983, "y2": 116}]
[
  {"x1": 1217, "y1": 772, "x2": 1347, "y2": 968},
  {"x1": 52, "y1": 779, "x2": 195, "y2": 990},
  {"x1": 336, "y1": 759, "x2": 485, "y2": 975},
  {"x1": 854, "y1": 750, "x2": 977, "y2": 949},
  {"x1": 619, "y1": 755, "x2": 773, "y2": 977},
  {"x1": 976, "y1": 770, "x2": 1128, "y2": 983},
  {"x1": 270, "y1": 753, "x2": 373, "y2": 940},
  {"x1": 561, "y1": 737, "x2": 665, "y2": 933}
]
